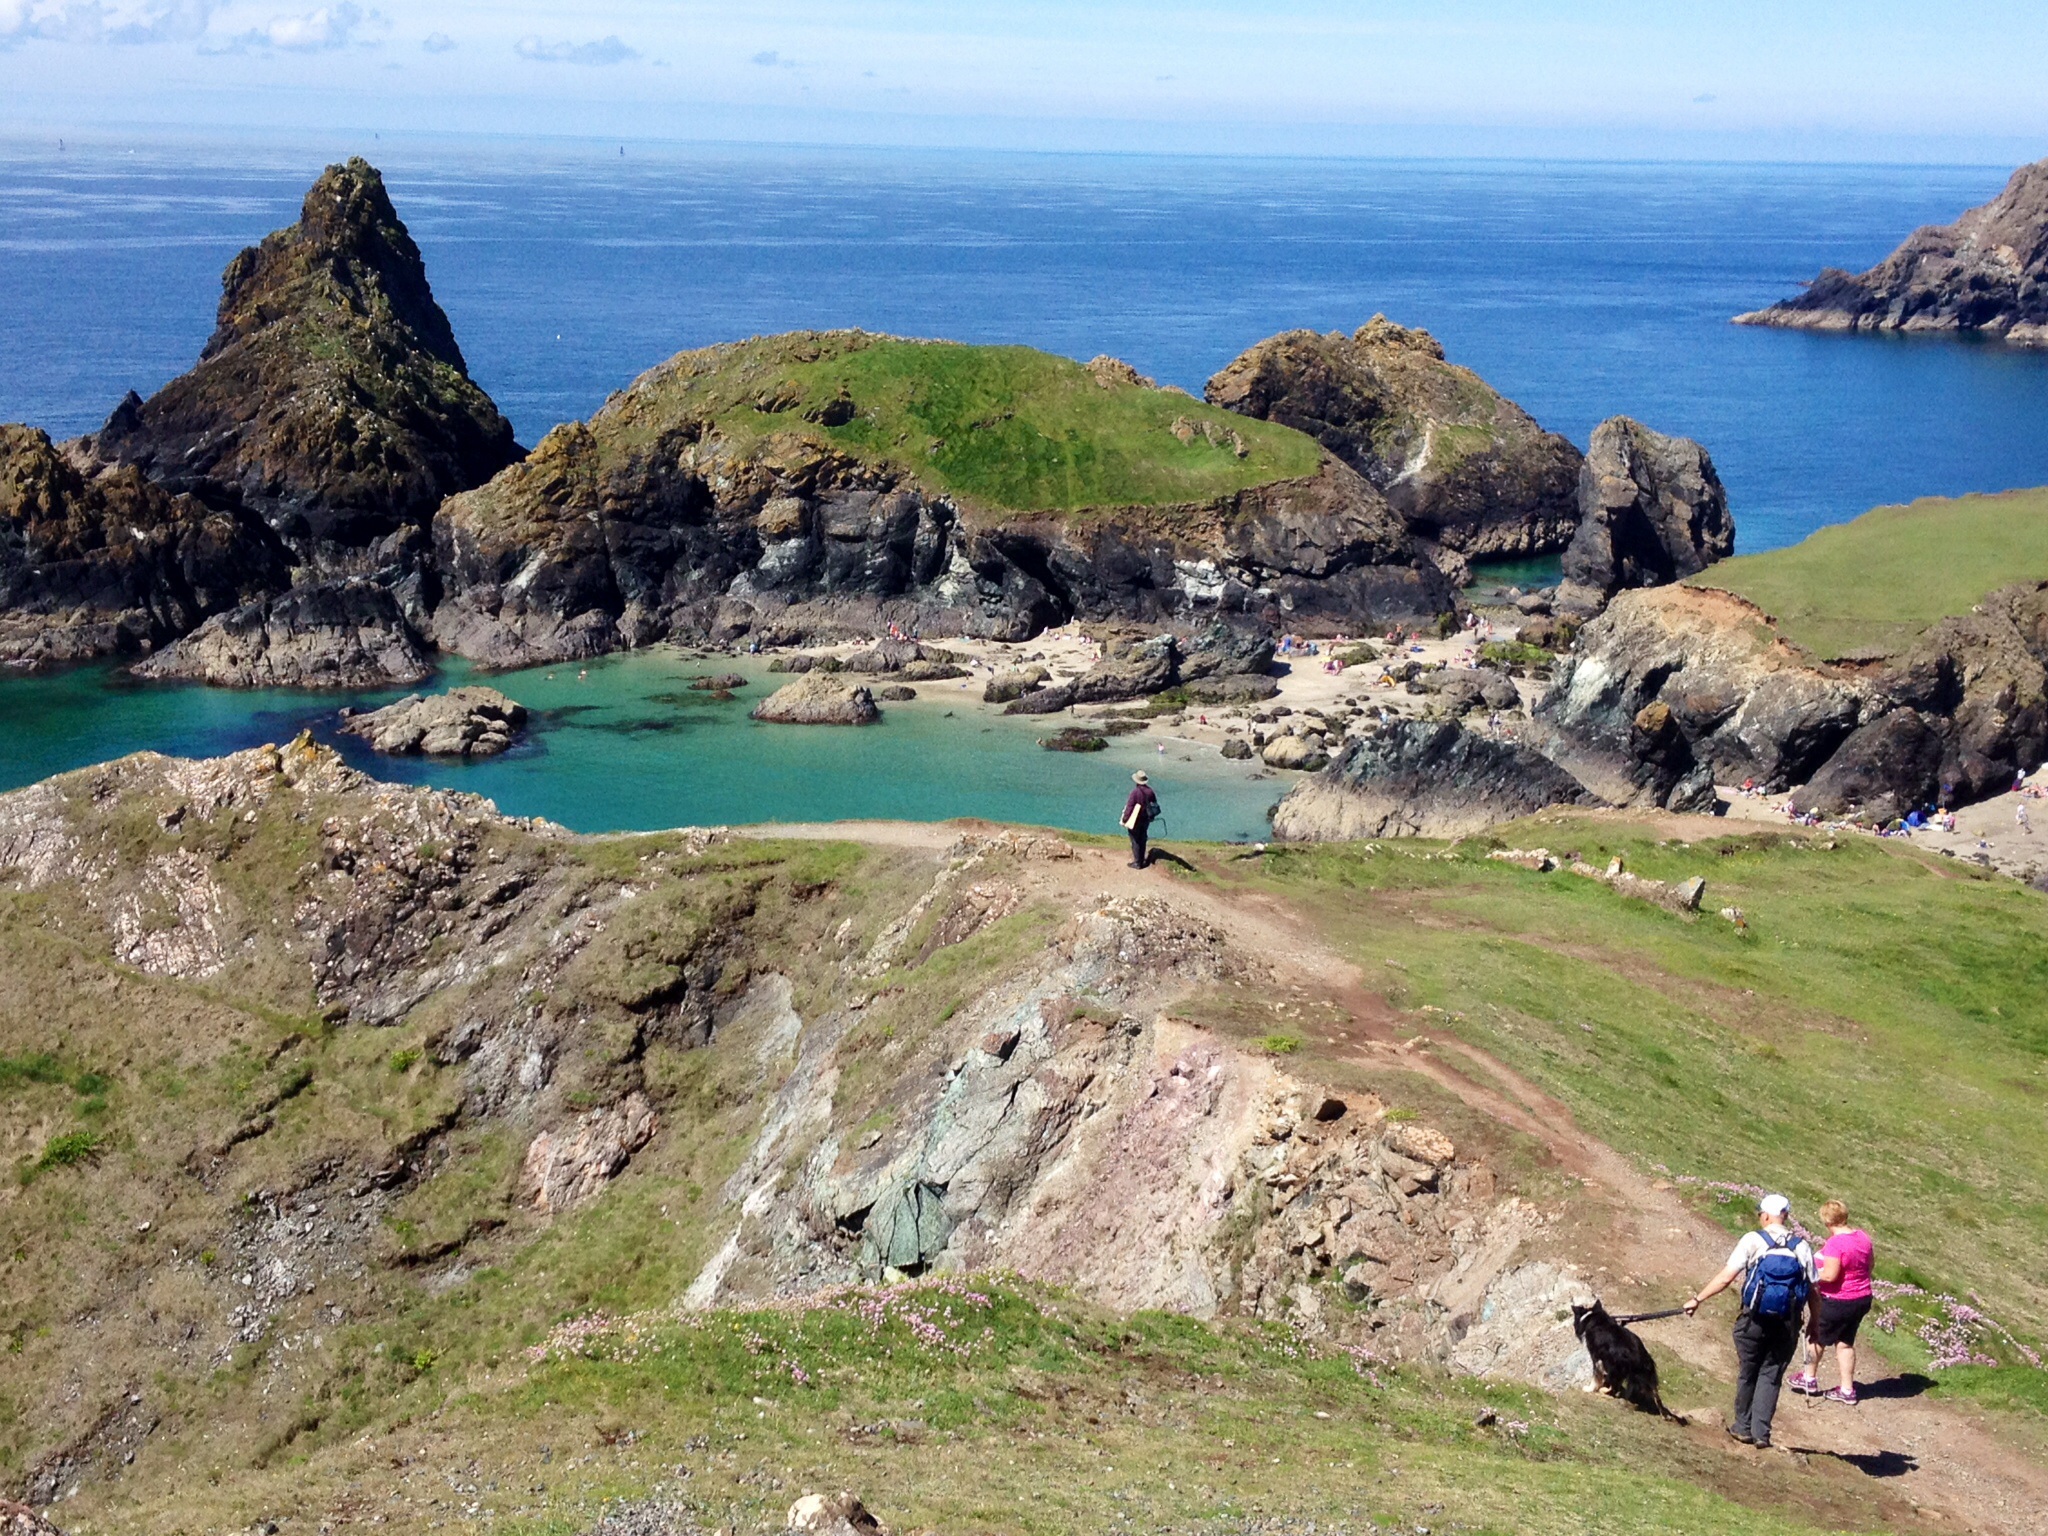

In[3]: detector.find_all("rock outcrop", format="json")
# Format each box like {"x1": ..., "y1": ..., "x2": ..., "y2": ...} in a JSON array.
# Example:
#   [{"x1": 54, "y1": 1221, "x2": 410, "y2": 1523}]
[
  {"x1": 132, "y1": 579, "x2": 431, "y2": 688},
  {"x1": 429, "y1": 332, "x2": 1455, "y2": 668},
  {"x1": 1272, "y1": 720, "x2": 1597, "y2": 840},
  {"x1": 1538, "y1": 586, "x2": 1872, "y2": 805},
  {"x1": 750, "y1": 672, "x2": 881, "y2": 725},
  {"x1": 1555, "y1": 418, "x2": 1733, "y2": 614},
  {"x1": 339, "y1": 685, "x2": 527, "y2": 757},
  {"x1": 1, "y1": 424, "x2": 289, "y2": 668},
  {"x1": 1207, "y1": 318, "x2": 1584, "y2": 558},
  {"x1": 91, "y1": 159, "x2": 521, "y2": 563},
  {"x1": 1736, "y1": 159, "x2": 2048, "y2": 346}
]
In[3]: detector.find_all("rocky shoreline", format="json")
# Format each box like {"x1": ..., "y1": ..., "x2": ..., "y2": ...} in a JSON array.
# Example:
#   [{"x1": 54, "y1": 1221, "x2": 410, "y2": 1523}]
[
  {"x1": 1736, "y1": 157, "x2": 2048, "y2": 347},
  {"x1": 4, "y1": 158, "x2": 1727, "y2": 695}
]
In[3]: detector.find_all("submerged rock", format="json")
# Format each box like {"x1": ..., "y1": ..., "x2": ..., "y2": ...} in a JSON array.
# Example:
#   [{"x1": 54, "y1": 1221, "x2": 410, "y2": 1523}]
[
  {"x1": 133, "y1": 580, "x2": 431, "y2": 688},
  {"x1": 1555, "y1": 418, "x2": 1733, "y2": 614},
  {"x1": 751, "y1": 673, "x2": 881, "y2": 724},
  {"x1": 92, "y1": 159, "x2": 520, "y2": 561},
  {"x1": 1273, "y1": 719, "x2": 1596, "y2": 839},
  {"x1": 1736, "y1": 158, "x2": 2048, "y2": 347},
  {"x1": 1039, "y1": 727, "x2": 1108, "y2": 752},
  {"x1": 1208, "y1": 316, "x2": 1583, "y2": 557},
  {"x1": 340, "y1": 686, "x2": 528, "y2": 758}
]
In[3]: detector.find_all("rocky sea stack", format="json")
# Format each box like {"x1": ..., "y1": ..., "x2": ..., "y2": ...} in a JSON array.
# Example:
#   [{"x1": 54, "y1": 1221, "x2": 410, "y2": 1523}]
[
  {"x1": 1208, "y1": 317, "x2": 1584, "y2": 563},
  {"x1": 91, "y1": 157, "x2": 522, "y2": 561},
  {"x1": 1736, "y1": 158, "x2": 2048, "y2": 346},
  {"x1": 1555, "y1": 417, "x2": 1733, "y2": 615}
]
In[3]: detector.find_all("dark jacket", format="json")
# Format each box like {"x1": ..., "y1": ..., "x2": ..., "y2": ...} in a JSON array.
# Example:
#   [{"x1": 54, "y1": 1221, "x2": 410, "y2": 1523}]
[{"x1": 1123, "y1": 784, "x2": 1159, "y2": 829}]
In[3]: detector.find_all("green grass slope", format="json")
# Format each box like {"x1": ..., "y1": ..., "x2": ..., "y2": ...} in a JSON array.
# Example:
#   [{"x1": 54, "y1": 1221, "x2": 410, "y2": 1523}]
[
  {"x1": 611, "y1": 331, "x2": 1326, "y2": 516},
  {"x1": 1695, "y1": 487, "x2": 2048, "y2": 660},
  {"x1": 1259, "y1": 822, "x2": 2048, "y2": 1383}
]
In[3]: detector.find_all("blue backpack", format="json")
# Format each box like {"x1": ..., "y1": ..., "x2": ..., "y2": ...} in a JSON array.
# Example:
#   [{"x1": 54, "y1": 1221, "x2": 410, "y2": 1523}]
[{"x1": 1741, "y1": 1229, "x2": 1810, "y2": 1319}]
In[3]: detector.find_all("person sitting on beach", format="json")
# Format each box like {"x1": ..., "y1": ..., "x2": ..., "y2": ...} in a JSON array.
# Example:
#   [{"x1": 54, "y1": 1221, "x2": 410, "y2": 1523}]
[{"x1": 1788, "y1": 1200, "x2": 1874, "y2": 1405}]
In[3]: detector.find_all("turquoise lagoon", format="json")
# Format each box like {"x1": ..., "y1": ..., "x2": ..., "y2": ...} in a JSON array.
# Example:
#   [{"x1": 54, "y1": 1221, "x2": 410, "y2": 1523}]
[{"x1": 0, "y1": 650, "x2": 1282, "y2": 842}]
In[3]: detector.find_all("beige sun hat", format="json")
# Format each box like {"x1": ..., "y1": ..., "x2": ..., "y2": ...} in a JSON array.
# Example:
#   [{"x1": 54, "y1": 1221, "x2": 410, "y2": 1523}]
[{"x1": 1132, "y1": 771, "x2": 1149, "y2": 784}]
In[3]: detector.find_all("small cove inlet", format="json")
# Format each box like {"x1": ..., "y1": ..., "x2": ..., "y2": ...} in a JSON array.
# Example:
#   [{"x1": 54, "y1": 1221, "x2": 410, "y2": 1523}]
[{"x1": 0, "y1": 648, "x2": 1284, "y2": 842}]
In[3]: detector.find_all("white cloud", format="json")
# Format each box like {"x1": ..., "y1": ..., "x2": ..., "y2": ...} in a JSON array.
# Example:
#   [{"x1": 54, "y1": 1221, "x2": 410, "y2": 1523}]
[
  {"x1": 420, "y1": 29, "x2": 452, "y2": 53},
  {"x1": 514, "y1": 32, "x2": 636, "y2": 67},
  {"x1": 0, "y1": 0, "x2": 217, "y2": 46},
  {"x1": 211, "y1": 1, "x2": 366, "y2": 52}
]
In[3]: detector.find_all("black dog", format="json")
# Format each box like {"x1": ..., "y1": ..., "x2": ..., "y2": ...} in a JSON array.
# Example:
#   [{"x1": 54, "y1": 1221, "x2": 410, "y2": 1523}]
[{"x1": 1573, "y1": 1301, "x2": 1685, "y2": 1422}]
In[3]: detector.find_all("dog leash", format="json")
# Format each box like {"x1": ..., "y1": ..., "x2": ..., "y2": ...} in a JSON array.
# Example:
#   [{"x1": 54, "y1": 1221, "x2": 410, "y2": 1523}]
[{"x1": 1608, "y1": 1307, "x2": 1692, "y2": 1325}]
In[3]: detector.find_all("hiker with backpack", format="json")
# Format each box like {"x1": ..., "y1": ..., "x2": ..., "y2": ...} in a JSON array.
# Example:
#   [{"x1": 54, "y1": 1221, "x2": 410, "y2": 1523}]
[{"x1": 1683, "y1": 1193, "x2": 1815, "y2": 1449}]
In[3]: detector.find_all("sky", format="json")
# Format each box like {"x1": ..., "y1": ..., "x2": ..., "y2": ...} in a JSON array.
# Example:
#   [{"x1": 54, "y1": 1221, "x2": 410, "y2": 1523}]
[{"x1": 3, "y1": 1, "x2": 2047, "y2": 161}]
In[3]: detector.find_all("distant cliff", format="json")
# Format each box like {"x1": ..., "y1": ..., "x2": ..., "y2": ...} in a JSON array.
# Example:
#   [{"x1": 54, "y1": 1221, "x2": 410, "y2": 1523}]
[{"x1": 1736, "y1": 159, "x2": 2048, "y2": 346}]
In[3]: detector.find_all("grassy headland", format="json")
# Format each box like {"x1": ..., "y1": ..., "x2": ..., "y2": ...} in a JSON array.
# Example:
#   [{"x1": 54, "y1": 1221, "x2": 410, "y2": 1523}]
[
  {"x1": 1695, "y1": 487, "x2": 2048, "y2": 660},
  {"x1": 612, "y1": 331, "x2": 1326, "y2": 516}
]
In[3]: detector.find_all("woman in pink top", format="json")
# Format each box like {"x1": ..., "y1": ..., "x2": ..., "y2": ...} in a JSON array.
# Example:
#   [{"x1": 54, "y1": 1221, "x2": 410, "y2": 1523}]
[{"x1": 1790, "y1": 1199, "x2": 1874, "y2": 1404}]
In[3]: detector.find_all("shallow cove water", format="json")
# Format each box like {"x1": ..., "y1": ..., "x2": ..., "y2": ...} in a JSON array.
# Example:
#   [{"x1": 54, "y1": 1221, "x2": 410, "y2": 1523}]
[{"x1": 0, "y1": 652, "x2": 1283, "y2": 841}]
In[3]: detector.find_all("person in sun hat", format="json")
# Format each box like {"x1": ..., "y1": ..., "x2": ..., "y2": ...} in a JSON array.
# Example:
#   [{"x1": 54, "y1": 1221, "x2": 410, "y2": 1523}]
[
  {"x1": 1121, "y1": 770, "x2": 1161, "y2": 869},
  {"x1": 1685, "y1": 1193, "x2": 1814, "y2": 1449}
]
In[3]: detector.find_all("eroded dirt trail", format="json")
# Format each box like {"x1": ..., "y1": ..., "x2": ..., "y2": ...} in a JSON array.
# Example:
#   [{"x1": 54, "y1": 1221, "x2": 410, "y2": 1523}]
[{"x1": 745, "y1": 821, "x2": 2048, "y2": 1535}]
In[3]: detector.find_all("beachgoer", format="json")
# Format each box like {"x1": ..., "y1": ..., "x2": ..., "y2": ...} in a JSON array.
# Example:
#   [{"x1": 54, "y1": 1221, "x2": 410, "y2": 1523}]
[
  {"x1": 1685, "y1": 1193, "x2": 1814, "y2": 1449},
  {"x1": 1122, "y1": 772, "x2": 1160, "y2": 869},
  {"x1": 2020, "y1": 803, "x2": 2033, "y2": 836},
  {"x1": 1788, "y1": 1200, "x2": 1874, "y2": 1405}
]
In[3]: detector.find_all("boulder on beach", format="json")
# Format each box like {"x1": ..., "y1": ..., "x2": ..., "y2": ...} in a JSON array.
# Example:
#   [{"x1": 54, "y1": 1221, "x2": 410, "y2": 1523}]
[
  {"x1": 751, "y1": 673, "x2": 880, "y2": 725},
  {"x1": 1262, "y1": 735, "x2": 1330, "y2": 771},
  {"x1": 340, "y1": 685, "x2": 527, "y2": 757},
  {"x1": 984, "y1": 665, "x2": 1051, "y2": 703}
]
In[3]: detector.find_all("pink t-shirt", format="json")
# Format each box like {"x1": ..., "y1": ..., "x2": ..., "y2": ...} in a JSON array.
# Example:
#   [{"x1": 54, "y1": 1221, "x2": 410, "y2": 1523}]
[{"x1": 1817, "y1": 1229, "x2": 1874, "y2": 1301}]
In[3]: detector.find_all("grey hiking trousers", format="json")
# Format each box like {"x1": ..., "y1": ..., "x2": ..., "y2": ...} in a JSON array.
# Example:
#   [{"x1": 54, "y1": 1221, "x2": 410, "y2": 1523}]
[{"x1": 1731, "y1": 1312, "x2": 1800, "y2": 1446}]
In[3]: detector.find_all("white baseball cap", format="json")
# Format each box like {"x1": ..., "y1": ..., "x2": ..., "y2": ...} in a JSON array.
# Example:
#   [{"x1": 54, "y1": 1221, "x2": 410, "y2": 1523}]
[{"x1": 1759, "y1": 1194, "x2": 1791, "y2": 1218}]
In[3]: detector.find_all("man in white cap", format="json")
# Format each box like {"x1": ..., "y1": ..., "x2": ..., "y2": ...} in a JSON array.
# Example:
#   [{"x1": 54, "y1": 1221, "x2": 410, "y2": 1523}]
[
  {"x1": 1121, "y1": 771, "x2": 1161, "y2": 869},
  {"x1": 1684, "y1": 1194, "x2": 1814, "y2": 1448}
]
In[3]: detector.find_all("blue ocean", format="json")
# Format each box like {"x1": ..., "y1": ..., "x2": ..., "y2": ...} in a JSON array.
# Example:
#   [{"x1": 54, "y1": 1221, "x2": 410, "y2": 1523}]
[{"x1": 3, "y1": 136, "x2": 2047, "y2": 834}]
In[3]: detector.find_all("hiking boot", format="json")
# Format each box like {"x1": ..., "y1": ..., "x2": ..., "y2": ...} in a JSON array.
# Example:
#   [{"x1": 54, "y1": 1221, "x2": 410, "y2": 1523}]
[
  {"x1": 1823, "y1": 1387, "x2": 1858, "y2": 1405},
  {"x1": 1787, "y1": 1372, "x2": 1822, "y2": 1396},
  {"x1": 1724, "y1": 1427, "x2": 1754, "y2": 1445}
]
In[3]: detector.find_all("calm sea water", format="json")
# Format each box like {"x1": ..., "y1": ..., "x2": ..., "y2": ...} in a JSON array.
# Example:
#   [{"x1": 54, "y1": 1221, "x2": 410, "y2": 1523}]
[
  {"x1": 4, "y1": 137, "x2": 2048, "y2": 829},
  {"x1": 0, "y1": 650, "x2": 1280, "y2": 841}
]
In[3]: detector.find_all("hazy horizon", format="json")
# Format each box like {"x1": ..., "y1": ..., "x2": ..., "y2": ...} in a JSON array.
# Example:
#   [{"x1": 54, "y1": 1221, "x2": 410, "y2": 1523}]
[{"x1": 3, "y1": 2, "x2": 2045, "y2": 165}]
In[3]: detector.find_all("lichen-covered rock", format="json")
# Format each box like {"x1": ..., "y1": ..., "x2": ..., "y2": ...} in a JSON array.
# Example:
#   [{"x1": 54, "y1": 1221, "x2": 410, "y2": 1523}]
[
  {"x1": 785, "y1": 1492, "x2": 885, "y2": 1536},
  {"x1": 1, "y1": 424, "x2": 290, "y2": 668},
  {"x1": 1555, "y1": 418, "x2": 1733, "y2": 613},
  {"x1": 92, "y1": 159, "x2": 520, "y2": 562},
  {"x1": 132, "y1": 579, "x2": 431, "y2": 688},
  {"x1": 751, "y1": 673, "x2": 880, "y2": 724},
  {"x1": 1, "y1": 1499, "x2": 65, "y2": 1536},
  {"x1": 983, "y1": 664, "x2": 1050, "y2": 702},
  {"x1": 1737, "y1": 158, "x2": 2048, "y2": 347},
  {"x1": 1273, "y1": 719, "x2": 1596, "y2": 839},
  {"x1": 340, "y1": 686, "x2": 527, "y2": 757},
  {"x1": 1208, "y1": 317, "x2": 1583, "y2": 557}
]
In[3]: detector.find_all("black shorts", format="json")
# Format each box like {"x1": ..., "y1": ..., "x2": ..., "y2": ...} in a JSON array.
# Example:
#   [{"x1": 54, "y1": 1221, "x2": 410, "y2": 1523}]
[{"x1": 1811, "y1": 1294, "x2": 1872, "y2": 1347}]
